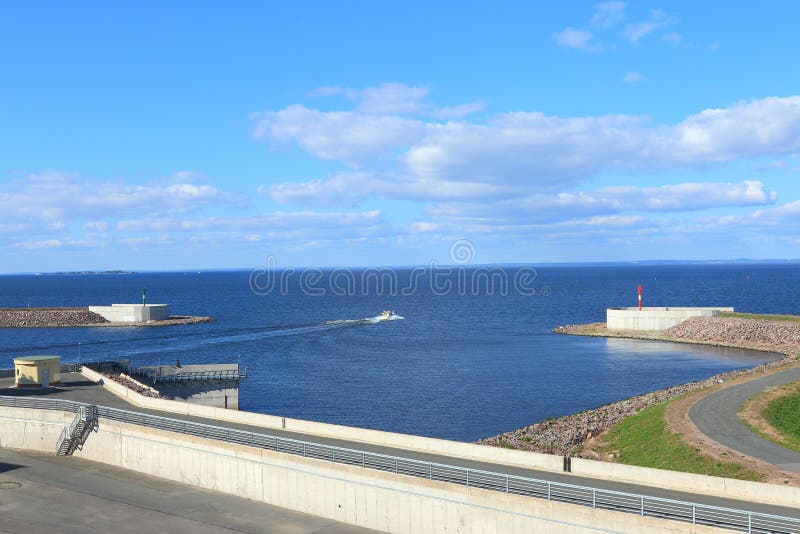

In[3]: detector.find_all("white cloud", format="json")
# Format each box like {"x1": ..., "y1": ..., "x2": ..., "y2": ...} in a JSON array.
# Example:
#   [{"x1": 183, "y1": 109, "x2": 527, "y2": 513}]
[
  {"x1": 251, "y1": 105, "x2": 427, "y2": 164},
  {"x1": 0, "y1": 171, "x2": 230, "y2": 221},
  {"x1": 429, "y1": 102, "x2": 485, "y2": 119},
  {"x1": 425, "y1": 181, "x2": 777, "y2": 225},
  {"x1": 623, "y1": 10, "x2": 672, "y2": 43},
  {"x1": 592, "y1": 2, "x2": 626, "y2": 28},
  {"x1": 261, "y1": 171, "x2": 512, "y2": 206},
  {"x1": 13, "y1": 239, "x2": 63, "y2": 250},
  {"x1": 357, "y1": 83, "x2": 429, "y2": 114},
  {"x1": 255, "y1": 94, "x2": 800, "y2": 211},
  {"x1": 662, "y1": 32, "x2": 682, "y2": 44},
  {"x1": 622, "y1": 71, "x2": 645, "y2": 83},
  {"x1": 84, "y1": 221, "x2": 109, "y2": 231},
  {"x1": 553, "y1": 27, "x2": 598, "y2": 51},
  {"x1": 309, "y1": 83, "x2": 429, "y2": 115}
]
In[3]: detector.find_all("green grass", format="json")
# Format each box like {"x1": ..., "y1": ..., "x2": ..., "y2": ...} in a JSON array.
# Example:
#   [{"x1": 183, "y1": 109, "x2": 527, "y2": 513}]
[
  {"x1": 718, "y1": 311, "x2": 800, "y2": 323},
  {"x1": 761, "y1": 384, "x2": 800, "y2": 452},
  {"x1": 597, "y1": 401, "x2": 764, "y2": 481},
  {"x1": 497, "y1": 439, "x2": 515, "y2": 449}
]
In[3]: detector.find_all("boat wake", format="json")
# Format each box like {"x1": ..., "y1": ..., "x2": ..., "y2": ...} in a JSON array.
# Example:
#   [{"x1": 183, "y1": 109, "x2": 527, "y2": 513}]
[
  {"x1": 13, "y1": 312, "x2": 406, "y2": 359},
  {"x1": 116, "y1": 314, "x2": 405, "y2": 357}
]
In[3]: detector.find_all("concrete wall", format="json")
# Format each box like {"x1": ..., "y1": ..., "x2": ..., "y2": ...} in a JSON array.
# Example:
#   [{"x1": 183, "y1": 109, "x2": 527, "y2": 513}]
[
  {"x1": 81, "y1": 366, "x2": 564, "y2": 474},
  {"x1": 79, "y1": 366, "x2": 800, "y2": 510},
  {"x1": 0, "y1": 405, "x2": 729, "y2": 534},
  {"x1": 571, "y1": 457, "x2": 800, "y2": 509},
  {"x1": 154, "y1": 380, "x2": 240, "y2": 409},
  {"x1": 606, "y1": 307, "x2": 734, "y2": 331},
  {"x1": 88, "y1": 304, "x2": 170, "y2": 323}
]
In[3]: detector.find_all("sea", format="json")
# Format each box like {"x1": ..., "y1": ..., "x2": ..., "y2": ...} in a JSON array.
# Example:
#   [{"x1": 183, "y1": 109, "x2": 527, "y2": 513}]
[{"x1": 1, "y1": 263, "x2": 798, "y2": 442}]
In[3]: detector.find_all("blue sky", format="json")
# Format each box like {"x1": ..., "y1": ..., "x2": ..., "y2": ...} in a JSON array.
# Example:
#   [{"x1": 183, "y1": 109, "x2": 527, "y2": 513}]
[{"x1": 2, "y1": 1, "x2": 800, "y2": 272}]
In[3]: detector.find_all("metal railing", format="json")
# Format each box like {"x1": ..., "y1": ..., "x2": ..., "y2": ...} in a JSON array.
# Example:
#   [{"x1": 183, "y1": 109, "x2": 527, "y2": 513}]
[
  {"x1": 128, "y1": 367, "x2": 246, "y2": 382},
  {"x1": 1, "y1": 395, "x2": 798, "y2": 533}
]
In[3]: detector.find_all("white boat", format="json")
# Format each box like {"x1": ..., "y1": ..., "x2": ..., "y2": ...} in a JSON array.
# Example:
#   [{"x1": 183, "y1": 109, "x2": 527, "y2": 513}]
[{"x1": 378, "y1": 310, "x2": 396, "y2": 320}]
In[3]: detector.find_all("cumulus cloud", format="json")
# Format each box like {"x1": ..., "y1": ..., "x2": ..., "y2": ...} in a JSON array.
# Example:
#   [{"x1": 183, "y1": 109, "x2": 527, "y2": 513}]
[
  {"x1": 261, "y1": 172, "x2": 512, "y2": 207},
  {"x1": 425, "y1": 181, "x2": 777, "y2": 224},
  {"x1": 255, "y1": 93, "x2": 800, "y2": 214},
  {"x1": 0, "y1": 171, "x2": 231, "y2": 221},
  {"x1": 251, "y1": 105, "x2": 427, "y2": 164},
  {"x1": 429, "y1": 102, "x2": 485, "y2": 119},
  {"x1": 553, "y1": 27, "x2": 598, "y2": 51}
]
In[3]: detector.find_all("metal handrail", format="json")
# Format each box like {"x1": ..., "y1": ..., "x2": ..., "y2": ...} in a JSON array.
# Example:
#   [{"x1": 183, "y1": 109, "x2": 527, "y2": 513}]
[
  {"x1": 0, "y1": 395, "x2": 797, "y2": 533},
  {"x1": 127, "y1": 367, "x2": 246, "y2": 382}
]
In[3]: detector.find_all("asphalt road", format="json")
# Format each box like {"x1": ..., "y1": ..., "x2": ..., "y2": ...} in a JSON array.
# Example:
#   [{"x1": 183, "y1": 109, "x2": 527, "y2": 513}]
[
  {"x1": 689, "y1": 366, "x2": 800, "y2": 474},
  {"x1": 0, "y1": 447, "x2": 374, "y2": 534},
  {"x1": 3, "y1": 373, "x2": 800, "y2": 521}
]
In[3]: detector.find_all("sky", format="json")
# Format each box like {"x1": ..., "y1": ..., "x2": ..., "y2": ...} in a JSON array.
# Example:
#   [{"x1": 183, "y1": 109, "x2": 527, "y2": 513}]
[{"x1": 2, "y1": 1, "x2": 800, "y2": 272}]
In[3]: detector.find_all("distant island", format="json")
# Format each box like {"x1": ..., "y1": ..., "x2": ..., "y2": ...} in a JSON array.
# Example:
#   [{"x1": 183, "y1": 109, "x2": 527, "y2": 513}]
[{"x1": 34, "y1": 270, "x2": 135, "y2": 276}]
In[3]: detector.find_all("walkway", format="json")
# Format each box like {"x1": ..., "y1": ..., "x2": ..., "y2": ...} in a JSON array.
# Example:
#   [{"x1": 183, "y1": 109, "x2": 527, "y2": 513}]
[
  {"x1": 690, "y1": 366, "x2": 800, "y2": 474},
  {"x1": 3, "y1": 373, "x2": 800, "y2": 522},
  {"x1": 0, "y1": 447, "x2": 374, "y2": 534}
]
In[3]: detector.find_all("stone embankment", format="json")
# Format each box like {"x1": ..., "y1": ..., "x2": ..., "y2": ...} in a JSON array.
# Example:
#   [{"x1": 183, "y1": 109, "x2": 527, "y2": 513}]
[
  {"x1": 480, "y1": 316, "x2": 800, "y2": 456},
  {"x1": 95, "y1": 369, "x2": 170, "y2": 399},
  {"x1": 0, "y1": 308, "x2": 108, "y2": 327},
  {"x1": 0, "y1": 308, "x2": 212, "y2": 328}
]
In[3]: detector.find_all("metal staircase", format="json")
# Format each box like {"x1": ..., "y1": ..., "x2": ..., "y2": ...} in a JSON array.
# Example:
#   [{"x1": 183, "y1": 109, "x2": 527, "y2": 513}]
[{"x1": 56, "y1": 405, "x2": 98, "y2": 456}]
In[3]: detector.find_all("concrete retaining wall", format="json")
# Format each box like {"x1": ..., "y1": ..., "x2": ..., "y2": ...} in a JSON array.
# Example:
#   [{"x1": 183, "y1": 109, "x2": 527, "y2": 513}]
[
  {"x1": 571, "y1": 457, "x2": 800, "y2": 509},
  {"x1": 606, "y1": 307, "x2": 734, "y2": 331},
  {"x1": 0, "y1": 405, "x2": 727, "y2": 533},
  {"x1": 88, "y1": 304, "x2": 170, "y2": 323},
  {"x1": 80, "y1": 366, "x2": 800, "y2": 510},
  {"x1": 81, "y1": 366, "x2": 564, "y2": 473}
]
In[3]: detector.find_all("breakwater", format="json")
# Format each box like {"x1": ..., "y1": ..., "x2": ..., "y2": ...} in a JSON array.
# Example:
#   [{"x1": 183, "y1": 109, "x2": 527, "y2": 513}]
[
  {"x1": 0, "y1": 307, "x2": 212, "y2": 328},
  {"x1": 0, "y1": 308, "x2": 108, "y2": 327},
  {"x1": 480, "y1": 316, "x2": 800, "y2": 456}
]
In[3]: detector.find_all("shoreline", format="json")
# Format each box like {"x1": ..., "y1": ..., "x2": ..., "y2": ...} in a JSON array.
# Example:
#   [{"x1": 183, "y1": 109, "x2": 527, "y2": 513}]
[{"x1": 478, "y1": 316, "x2": 800, "y2": 457}]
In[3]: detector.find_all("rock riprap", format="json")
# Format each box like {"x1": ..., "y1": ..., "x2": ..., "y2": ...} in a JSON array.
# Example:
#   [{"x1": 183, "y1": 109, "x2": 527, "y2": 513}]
[{"x1": 0, "y1": 308, "x2": 108, "y2": 327}]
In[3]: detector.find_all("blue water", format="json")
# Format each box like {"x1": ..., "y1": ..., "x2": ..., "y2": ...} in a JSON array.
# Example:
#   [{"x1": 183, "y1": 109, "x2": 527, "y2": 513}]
[{"x1": 1, "y1": 263, "x2": 798, "y2": 441}]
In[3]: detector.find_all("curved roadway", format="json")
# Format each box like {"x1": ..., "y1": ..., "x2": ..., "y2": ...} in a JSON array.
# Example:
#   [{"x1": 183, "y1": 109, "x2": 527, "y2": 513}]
[{"x1": 689, "y1": 366, "x2": 800, "y2": 474}]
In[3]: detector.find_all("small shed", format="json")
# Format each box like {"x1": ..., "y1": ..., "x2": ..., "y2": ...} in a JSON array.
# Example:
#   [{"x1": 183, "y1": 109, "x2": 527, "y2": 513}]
[{"x1": 14, "y1": 355, "x2": 60, "y2": 387}]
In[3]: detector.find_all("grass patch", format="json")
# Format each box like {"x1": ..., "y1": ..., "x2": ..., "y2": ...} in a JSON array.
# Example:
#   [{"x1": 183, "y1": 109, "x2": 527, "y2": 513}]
[
  {"x1": 762, "y1": 384, "x2": 800, "y2": 452},
  {"x1": 597, "y1": 401, "x2": 764, "y2": 481},
  {"x1": 497, "y1": 439, "x2": 515, "y2": 449},
  {"x1": 718, "y1": 311, "x2": 800, "y2": 323}
]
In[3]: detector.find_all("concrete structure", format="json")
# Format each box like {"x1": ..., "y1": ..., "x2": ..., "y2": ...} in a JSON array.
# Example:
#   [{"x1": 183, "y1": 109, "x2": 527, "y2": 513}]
[
  {"x1": 130, "y1": 363, "x2": 244, "y2": 409},
  {"x1": 76, "y1": 366, "x2": 800, "y2": 511},
  {"x1": 89, "y1": 303, "x2": 170, "y2": 323},
  {"x1": 0, "y1": 404, "x2": 736, "y2": 533},
  {"x1": 13, "y1": 355, "x2": 60, "y2": 387},
  {"x1": 0, "y1": 448, "x2": 370, "y2": 534},
  {"x1": 606, "y1": 306, "x2": 734, "y2": 331}
]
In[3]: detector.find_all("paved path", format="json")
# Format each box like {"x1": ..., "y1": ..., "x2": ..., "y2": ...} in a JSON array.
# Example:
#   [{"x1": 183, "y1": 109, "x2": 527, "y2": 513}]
[
  {"x1": 689, "y1": 366, "x2": 800, "y2": 473},
  {"x1": 3, "y1": 374, "x2": 800, "y2": 521},
  {"x1": 0, "y1": 447, "x2": 374, "y2": 534}
]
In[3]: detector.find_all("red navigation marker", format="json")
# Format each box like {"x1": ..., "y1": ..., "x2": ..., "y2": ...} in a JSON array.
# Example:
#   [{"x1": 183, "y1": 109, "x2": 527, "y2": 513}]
[{"x1": 637, "y1": 284, "x2": 643, "y2": 311}]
